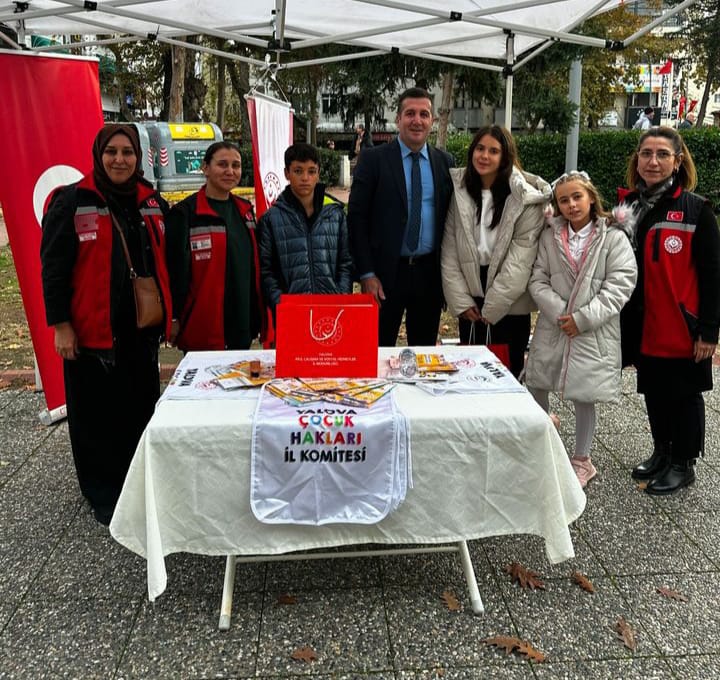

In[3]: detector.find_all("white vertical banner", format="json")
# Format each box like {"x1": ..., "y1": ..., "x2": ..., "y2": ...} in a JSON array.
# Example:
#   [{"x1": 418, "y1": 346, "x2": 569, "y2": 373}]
[{"x1": 246, "y1": 93, "x2": 293, "y2": 218}]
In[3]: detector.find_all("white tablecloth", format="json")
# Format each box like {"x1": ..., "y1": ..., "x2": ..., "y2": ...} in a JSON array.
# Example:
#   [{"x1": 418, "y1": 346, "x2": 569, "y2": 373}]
[{"x1": 110, "y1": 346, "x2": 586, "y2": 600}]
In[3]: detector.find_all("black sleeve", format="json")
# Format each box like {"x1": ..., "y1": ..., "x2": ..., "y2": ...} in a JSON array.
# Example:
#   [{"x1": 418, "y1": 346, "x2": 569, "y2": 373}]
[
  {"x1": 346, "y1": 152, "x2": 377, "y2": 278},
  {"x1": 693, "y1": 201, "x2": 720, "y2": 343},
  {"x1": 164, "y1": 200, "x2": 192, "y2": 320},
  {"x1": 256, "y1": 211, "x2": 284, "y2": 312},
  {"x1": 40, "y1": 186, "x2": 78, "y2": 326}
]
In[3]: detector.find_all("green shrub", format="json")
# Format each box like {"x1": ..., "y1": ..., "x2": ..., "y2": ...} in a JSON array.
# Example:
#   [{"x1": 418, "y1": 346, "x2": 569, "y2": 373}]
[
  {"x1": 239, "y1": 143, "x2": 254, "y2": 187},
  {"x1": 318, "y1": 148, "x2": 341, "y2": 187},
  {"x1": 446, "y1": 128, "x2": 720, "y2": 210}
]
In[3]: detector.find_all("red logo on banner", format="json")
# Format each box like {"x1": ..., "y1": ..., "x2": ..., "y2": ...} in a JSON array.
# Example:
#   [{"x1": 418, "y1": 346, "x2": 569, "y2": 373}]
[{"x1": 0, "y1": 53, "x2": 104, "y2": 413}]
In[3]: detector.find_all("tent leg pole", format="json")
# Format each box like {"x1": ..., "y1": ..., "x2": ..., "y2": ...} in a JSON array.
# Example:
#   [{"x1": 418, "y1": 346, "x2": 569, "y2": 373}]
[
  {"x1": 565, "y1": 58, "x2": 583, "y2": 172},
  {"x1": 504, "y1": 32, "x2": 514, "y2": 130}
]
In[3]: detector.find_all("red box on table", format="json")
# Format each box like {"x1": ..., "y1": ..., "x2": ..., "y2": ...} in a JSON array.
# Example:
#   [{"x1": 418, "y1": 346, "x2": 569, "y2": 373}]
[{"x1": 275, "y1": 293, "x2": 378, "y2": 378}]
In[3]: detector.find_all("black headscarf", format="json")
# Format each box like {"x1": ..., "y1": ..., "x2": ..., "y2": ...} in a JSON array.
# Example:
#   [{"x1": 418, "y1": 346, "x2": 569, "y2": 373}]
[{"x1": 92, "y1": 124, "x2": 143, "y2": 199}]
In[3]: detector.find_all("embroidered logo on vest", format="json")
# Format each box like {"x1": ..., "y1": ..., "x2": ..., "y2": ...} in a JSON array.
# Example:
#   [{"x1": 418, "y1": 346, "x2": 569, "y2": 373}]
[{"x1": 664, "y1": 235, "x2": 683, "y2": 254}]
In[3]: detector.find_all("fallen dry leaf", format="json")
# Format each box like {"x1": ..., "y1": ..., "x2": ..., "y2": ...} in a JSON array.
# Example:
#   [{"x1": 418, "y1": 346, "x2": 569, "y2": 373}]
[
  {"x1": 291, "y1": 646, "x2": 318, "y2": 663},
  {"x1": 504, "y1": 562, "x2": 545, "y2": 590},
  {"x1": 656, "y1": 586, "x2": 688, "y2": 602},
  {"x1": 516, "y1": 639, "x2": 546, "y2": 663},
  {"x1": 441, "y1": 590, "x2": 462, "y2": 611},
  {"x1": 276, "y1": 593, "x2": 297, "y2": 605},
  {"x1": 636, "y1": 481, "x2": 649, "y2": 490},
  {"x1": 484, "y1": 635, "x2": 546, "y2": 662},
  {"x1": 484, "y1": 635, "x2": 521, "y2": 655},
  {"x1": 434, "y1": 668, "x2": 445, "y2": 677},
  {"x1": 571, "y1": 571, "x2": 595, "y2": 593},
  {"x1": 614, "y1": 617, "x2": 637, "y2": 651}
]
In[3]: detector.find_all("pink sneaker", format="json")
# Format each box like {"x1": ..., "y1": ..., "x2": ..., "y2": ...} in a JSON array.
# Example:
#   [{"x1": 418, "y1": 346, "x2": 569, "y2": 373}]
[{"x1": 571, "y1": 456, "x2": 597, "y2": 489}]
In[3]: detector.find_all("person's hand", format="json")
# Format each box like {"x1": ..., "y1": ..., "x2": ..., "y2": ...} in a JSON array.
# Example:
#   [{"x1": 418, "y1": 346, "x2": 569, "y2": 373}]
[
  {"x1": 168, "y1": 319, "x2": 180, "y2": 346},
  {"x1": 54, "y1": 322, "x2": 78, "y2": 360},
  {"x1": 460, "y1": 305, "x2": 482, "y2": 322},
  {"x1": 361, "y1": 276, "x2": 386, "y2": 303},
  {"x1": 694, "y1": 339, "x2": 717, "y2": 363},
  {"x1": 558, "y1": 314, "x2": 579, "y2": 338}
]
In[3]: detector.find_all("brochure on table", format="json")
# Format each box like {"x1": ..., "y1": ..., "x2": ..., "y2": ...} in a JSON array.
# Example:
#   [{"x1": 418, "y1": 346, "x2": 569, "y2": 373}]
[{"x1": 159, "y1": 346, "x2": 524, "y2": 402}]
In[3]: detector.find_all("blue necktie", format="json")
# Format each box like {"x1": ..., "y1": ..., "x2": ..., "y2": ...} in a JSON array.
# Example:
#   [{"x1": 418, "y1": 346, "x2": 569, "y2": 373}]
[{"x1": 406, "y1": 151, "x2": 422, "y2": 251}]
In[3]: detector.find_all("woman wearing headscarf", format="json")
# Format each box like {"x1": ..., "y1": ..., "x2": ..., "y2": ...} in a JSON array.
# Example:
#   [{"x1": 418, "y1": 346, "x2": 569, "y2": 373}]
[
  {"x1": 41, "y1": 124, "x2": 172, "y2": 525},
  {"x1": 621, "y1": 126, "x2": 720, "y2": 494},
  {"x1": 165, "y1": 141, "x2": 264, "y2": 351}
]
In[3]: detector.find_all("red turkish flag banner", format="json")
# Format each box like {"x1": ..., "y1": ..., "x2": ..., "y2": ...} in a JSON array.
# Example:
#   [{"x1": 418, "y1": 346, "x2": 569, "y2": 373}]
[{"x1": 0, "y1": 51, "x2": 103, "y2": 414}]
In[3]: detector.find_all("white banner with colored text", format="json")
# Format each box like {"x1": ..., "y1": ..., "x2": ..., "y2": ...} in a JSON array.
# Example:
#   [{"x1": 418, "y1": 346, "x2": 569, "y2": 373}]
[{"x1": 251, "y1": 387, "x2": 411, "y2": 525}]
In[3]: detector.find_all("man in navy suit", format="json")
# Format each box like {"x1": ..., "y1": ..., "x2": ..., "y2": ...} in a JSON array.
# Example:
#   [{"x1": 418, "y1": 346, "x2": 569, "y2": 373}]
[{"x1": 348, "y1": 87, "x2": 454, "y2": 346}]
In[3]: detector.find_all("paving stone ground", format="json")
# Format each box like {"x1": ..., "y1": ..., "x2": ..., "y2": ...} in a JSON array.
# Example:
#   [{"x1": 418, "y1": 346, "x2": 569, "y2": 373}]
[{"x1": 1, "y1": 368, "x2": 720, "y2": 679}]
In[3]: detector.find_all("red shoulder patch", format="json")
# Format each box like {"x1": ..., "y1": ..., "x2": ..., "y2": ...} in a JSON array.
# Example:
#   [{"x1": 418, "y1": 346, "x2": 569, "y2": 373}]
[{"x1": 666, "y1": 210, "x2": 684, "y2": 222}]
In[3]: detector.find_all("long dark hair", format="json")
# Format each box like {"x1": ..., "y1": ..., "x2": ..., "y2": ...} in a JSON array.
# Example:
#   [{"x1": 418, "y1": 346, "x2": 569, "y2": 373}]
[{"x1": 463, "y1": 125, "x2": 519, "y2": 229}]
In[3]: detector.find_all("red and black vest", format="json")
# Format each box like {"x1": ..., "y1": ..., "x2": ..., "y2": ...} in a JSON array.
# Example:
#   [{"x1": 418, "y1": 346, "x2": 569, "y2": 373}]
[
  {"x1": 639, "y1": 187, "x2": 705, "y2": 358},
  {"x1": 70, "y1": 175, "x2": 172, "y2": 348},
  {"x1": 176, "y1": 186, "x2": 264, "y2": 351}
]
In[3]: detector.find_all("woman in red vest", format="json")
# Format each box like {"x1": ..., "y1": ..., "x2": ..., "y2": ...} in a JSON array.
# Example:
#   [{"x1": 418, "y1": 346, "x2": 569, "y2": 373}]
[
  {"x1": 165, "y1": 142, "x2": 264, "y2": 351},
  {"x1": 41, "y1": 124, "x2": 172, "y2": 525},
  {"x1": 621, "y1": 127, "x2": 720, "y2": 494}
]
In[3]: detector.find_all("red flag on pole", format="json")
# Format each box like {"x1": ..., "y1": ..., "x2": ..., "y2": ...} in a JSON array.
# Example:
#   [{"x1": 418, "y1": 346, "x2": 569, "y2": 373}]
[
  {"x1": 657, "y1": 59, "x2": 672, "y2": 75},
  {"x1": 0, "y1": 50, "x2": 103, "y2": 418}
]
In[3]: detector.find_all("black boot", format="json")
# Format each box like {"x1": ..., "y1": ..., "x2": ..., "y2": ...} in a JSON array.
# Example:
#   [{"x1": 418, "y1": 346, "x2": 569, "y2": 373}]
[
  {"x1": 631, "y1": 443, "x2": 670, "y2": 480},
  {"x1": 645, "y1": 461, "x2": 696, "y2": 495}
]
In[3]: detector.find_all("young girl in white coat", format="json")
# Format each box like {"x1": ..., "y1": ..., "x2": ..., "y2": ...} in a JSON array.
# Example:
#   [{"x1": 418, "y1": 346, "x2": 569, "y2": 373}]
[{"x1": 525, "y1": 172, "x2": 638, "y2": 488}]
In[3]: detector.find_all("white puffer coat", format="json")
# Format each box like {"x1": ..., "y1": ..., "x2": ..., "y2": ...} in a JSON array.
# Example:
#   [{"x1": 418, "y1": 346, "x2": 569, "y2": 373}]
[
  {"x1": 525, "y1": 217, "x2": 638, "y2": 403},
  {"x1": 441, "y1": 166, "x2": 551, "y2": 324}
]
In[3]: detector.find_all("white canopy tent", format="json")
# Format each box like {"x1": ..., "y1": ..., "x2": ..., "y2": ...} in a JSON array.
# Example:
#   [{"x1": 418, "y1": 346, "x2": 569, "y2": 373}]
[{"x1": 0, "y1": 0, "x2": 696, "y2": 130}]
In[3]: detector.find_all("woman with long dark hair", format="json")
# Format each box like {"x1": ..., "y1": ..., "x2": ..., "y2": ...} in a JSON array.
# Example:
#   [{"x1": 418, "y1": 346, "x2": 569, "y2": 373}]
[
  {"x1": 165, "y1": 141, "x2": 264, "y2": 350},
  {"x1": 441, "y1": 125, "x2": 551, "y2": 377},
  {"x1": 621, "y1": 126, "x2": 720, "y2": 494},
  {"x1": 41, "y1": 124, "x2": 172, "y2": 525}
]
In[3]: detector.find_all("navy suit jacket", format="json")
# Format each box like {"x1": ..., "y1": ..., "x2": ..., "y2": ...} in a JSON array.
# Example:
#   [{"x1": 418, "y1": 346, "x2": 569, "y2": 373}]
[{"x1": 347, "y1": 138, "x2": 454, "y2": 292}]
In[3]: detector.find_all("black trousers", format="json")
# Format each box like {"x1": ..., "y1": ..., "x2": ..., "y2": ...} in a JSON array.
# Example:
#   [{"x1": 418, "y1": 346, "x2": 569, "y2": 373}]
[
  {"x1": 644, "y1": 392, "x2": 705, "y2": 463},
  {"x1": 458, "y1": 301, "x2": 530, "y2": 379},
  {"x1": 379, "y1": 254, "x2": 444, "y2": 347},
  {"x1": 64, "y1": 334, "x2": 159, "y2": 519}
]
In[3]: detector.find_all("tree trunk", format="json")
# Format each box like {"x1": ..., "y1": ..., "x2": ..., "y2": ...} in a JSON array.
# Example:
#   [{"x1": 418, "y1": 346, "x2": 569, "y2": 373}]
[
  {"x1": 227, "y1": 61, "x2": 251, "y2": 143},
  {"x1": 436, "y1": 69, "x2": 455, "y2": 150},
  {"x1": 169, "y1": 45, "x2": 186, "y2": 122},
  {"x1": 216, "y1": 58, "x2": 226, "y2": 131},
  {"x1": 695, "y1": 50, "x2": 717, "y2": 126}
]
